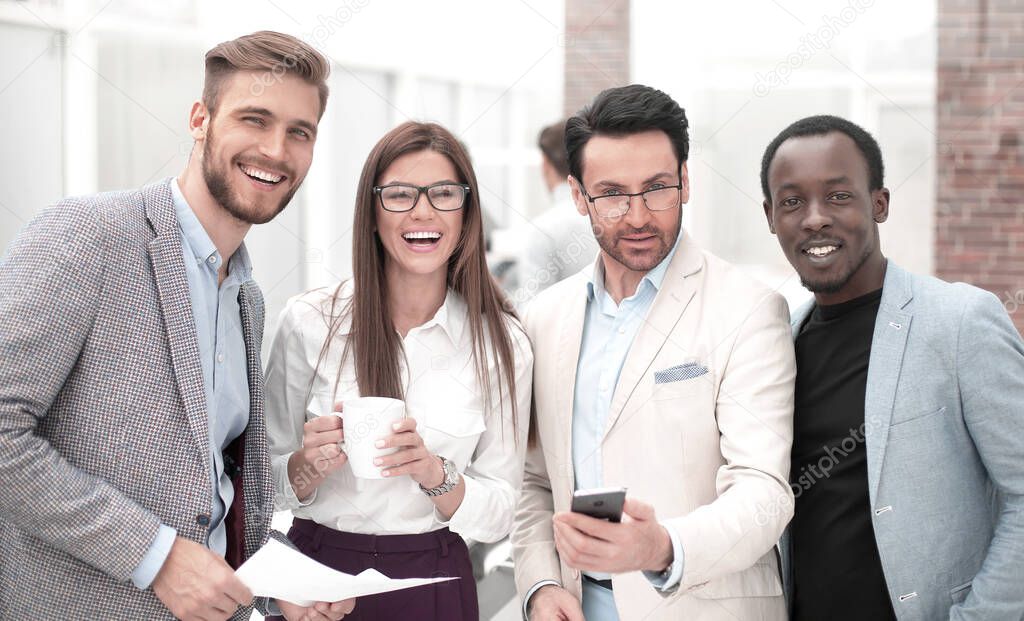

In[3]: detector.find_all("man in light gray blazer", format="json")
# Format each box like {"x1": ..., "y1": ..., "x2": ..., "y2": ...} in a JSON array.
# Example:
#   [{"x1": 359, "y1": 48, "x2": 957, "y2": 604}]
[
  {"x1": 0, "y1": 32, "x2": 351, "y2": 621},
  {"x1": 761, "y1": 114, "x2": 1024, "y2": 620}
]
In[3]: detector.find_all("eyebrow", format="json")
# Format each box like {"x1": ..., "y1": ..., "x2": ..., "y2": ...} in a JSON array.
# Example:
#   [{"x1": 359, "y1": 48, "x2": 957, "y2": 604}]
[
  {"x1": 235, "y1": 105, "x2": 318, "y2": 137},
  {"x1": 774, "y1": 175, "x2": 854, "y2": 196},
  {"x1": 380, "y1": 179, "x2": 460, "y2": 186},
  {"x1": 593, "y1": 172, "x2": 675, "y2": 191}
]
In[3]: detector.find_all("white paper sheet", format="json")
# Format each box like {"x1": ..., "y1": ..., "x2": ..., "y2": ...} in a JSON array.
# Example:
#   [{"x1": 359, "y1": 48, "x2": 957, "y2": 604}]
[{"x1": 235, "y1": 538, "x2": 458, "y2": 607}]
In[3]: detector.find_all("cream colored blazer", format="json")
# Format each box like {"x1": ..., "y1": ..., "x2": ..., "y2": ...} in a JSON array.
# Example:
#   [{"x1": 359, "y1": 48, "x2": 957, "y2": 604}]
[{"x1": 512, "y1": 231, "x2": 796, "y2": 620}]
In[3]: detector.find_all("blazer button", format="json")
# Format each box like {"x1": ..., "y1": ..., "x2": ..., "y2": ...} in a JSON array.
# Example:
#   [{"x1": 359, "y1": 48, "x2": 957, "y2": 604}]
[{"x1": 196, "y1": 514, "x2": 211, "y2": 527}]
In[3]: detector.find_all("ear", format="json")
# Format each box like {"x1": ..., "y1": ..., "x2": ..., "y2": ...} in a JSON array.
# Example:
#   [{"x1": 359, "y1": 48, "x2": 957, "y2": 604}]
[
  {"x1": 188, "y1": 101, "x2": 209, "y2": 141},
  {"x1": 763, "y1": 198, "x2": 776, "y2": 234},
  {"x1": 872, "y1": 187, "x2": 890, "y2": 224},
  {"x1": 568, "y1": 176, "x2": 589, "y2": 217},
  {"x1": 679, "y1": 162, "x2": 691, "y2": 204}
]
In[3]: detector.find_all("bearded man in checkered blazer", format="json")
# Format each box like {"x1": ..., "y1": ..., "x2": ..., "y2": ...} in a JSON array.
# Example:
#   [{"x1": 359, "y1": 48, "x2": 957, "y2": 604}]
[{"x1": 0, "y1": 32, "x2": 353, "y2": 621}]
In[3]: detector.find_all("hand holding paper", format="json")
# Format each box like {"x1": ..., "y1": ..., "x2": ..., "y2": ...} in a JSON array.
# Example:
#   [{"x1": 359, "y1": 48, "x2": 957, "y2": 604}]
[{"x1": 235, "y1": 538, "x2": 458, "y2": 608}]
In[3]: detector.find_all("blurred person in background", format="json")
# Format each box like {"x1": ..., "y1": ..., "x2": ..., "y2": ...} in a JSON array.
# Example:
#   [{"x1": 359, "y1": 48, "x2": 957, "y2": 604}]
[
  {"x1": 0, "y1": 31, "x2": 350, "y2": 621},
  {"x1": 265, "y1": 121, "x2": 533, "y2": 621},
  {"x1": 763, "y1": 115, "x2": 1024, "y2": 621},
  {"x1": 511, "y1": 120, "x2": 598, "y2": 307}
]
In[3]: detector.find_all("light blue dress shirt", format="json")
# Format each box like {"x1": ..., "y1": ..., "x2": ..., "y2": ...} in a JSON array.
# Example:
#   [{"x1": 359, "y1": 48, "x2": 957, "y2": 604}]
[
  {"x1": 571, "y1": 234, "x2": 685, "y2": 619},
  {"x1": 130, "y1": 179, "x2": 252, "y2": 588}
]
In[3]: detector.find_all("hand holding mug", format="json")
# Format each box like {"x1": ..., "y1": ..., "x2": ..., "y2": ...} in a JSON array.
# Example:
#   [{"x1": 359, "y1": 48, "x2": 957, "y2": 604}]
[
  {"x1": 373, "y1": 417, "x2": 444, "y2": 489},
  {"x1": 287, "y1": 401, "x2": 346, "y2": 501}
]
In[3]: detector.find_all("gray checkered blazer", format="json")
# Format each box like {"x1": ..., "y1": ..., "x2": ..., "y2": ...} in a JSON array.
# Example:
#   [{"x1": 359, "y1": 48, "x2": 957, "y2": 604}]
[{"x1": 0, "y1": 179, "x2": 273, "y2": 620}]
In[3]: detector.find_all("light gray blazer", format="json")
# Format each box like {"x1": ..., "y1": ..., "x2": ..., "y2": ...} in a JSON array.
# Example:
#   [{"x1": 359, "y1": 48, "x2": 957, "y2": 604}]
[
  {"x1": 0, "y1": 179, "x2": 273, "y2": 620},
  {"x1": 781, "y1": 261, "x2": 1024, "y2": 620}
]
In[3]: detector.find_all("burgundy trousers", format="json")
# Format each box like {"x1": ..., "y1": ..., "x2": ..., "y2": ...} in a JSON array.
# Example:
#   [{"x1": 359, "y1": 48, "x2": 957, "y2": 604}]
[{"x1": 267, "y1": 518, "x2": 479, "y2": 621}]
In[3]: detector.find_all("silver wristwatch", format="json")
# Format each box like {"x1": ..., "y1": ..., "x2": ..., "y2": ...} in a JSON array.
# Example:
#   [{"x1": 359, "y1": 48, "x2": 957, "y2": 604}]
[{"x1": 420, "y1": 455, "x2": 460, "y2": 497}]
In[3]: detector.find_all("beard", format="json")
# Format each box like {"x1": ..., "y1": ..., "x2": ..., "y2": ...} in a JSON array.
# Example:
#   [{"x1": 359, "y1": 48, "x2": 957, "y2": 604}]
[
  {"x1": 799, "y1": 242, "x2": 873, "y2": 294},
  {"x1": 589, "y1": 211, "x2": 681, "y2": 273},
  {"x1": 201, "y1": 126, "x2": 300, "y2": 225}
]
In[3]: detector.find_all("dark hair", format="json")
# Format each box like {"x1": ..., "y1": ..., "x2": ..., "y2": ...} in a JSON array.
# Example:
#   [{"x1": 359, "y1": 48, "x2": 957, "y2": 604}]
[
  {"x1": 565, "y1": 84, "x2": 690, "y2": 184},
  {"x1": 760, "y1": 115, "x2": 885, "y2": 201},
  {"x1": 537, "y1": 120, "x2": 569, "y2": 177}
]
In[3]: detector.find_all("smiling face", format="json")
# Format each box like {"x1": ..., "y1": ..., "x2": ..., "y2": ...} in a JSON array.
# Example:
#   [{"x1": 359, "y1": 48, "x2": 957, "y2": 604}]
[
  {"x1": 375, "y1": 149, "x2": 465, "y2": 283},
  {"x1": 570, "y1": 129, "x2": 687, "y2": 275},
  {"x1": 763, "y1": 131, "x2": 890, "y2": 304},
  {"x1": 195, "y1": 71, "x2": 320, "y2": 225}
]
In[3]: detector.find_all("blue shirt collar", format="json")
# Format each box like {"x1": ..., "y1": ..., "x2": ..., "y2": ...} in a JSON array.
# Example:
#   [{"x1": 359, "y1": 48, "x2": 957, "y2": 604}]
[
  {"x1": 171, "y1": 178, "x2": 253, "y2": 282},
  {"x1": 586, "y1": 229, "x2": 683, "y2": 303}
]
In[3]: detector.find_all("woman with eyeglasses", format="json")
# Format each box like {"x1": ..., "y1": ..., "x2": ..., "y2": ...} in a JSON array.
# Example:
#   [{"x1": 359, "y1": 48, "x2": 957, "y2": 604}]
[{"x1": 264, "y1": 121, "x2": 532, "y2": 621}]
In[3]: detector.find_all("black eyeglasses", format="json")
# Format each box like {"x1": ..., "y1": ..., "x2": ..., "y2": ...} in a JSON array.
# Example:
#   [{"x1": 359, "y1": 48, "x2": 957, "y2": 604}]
[
  {"x1": 577, "y1": 179, "x2": 683, "y2": 219},
  {"x1": 373, "y1": 182, "x2": 471, "y2": 212}
]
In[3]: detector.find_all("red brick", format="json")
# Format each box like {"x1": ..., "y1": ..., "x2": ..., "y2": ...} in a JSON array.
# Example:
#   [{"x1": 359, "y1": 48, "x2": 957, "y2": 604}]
[{"x1": 938, "y1": 0, "x2": 1024, "y2": 333}]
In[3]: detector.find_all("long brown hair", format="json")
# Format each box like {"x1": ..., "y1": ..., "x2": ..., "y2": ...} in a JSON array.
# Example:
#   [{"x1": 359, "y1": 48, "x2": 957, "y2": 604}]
[{"x1": 314, "y1": 121, "x2": 523, "y2": 435}]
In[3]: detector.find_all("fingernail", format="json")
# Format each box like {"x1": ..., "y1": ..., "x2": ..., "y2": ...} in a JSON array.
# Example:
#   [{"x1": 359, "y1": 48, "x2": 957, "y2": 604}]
[
  {"x1": 381, "y1": 470, "x2": 390, "y2": 477},
  {"x1": 373, "y1": 458, "x2": 383, "y2": 466},
  {"x1": 392, "y1": 422, "x2": 401, "y2": 431},
  {"x1": 375, "y1": 440, "x2": 385, "y2": 448}
]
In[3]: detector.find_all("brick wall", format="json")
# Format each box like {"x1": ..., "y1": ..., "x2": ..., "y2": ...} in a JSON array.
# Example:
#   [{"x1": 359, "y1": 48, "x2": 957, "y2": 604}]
[
  {"x1": 936, "y1": 0, "x2": 1024, "y2": 333},
  {"x1": 563, "y1": 0, "x2": 631, "y2": 116}
]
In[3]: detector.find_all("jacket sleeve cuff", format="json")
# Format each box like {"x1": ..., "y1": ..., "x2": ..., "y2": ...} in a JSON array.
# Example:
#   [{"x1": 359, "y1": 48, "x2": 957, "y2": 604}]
[
  {"x1": 643, "y1": 523, "x2": 684, "y2": 592},
  {"x1": 130, "y1": 524, "x2": 177, "y2": 589},
  {"x1": 522, "y1": 579, "x2": 561, "y2": 620}
]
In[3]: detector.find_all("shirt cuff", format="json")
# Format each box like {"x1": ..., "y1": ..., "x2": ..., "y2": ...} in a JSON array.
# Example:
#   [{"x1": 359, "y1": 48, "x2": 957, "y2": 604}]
[
  {"x1": 265, "y1": 598, "x2": 283, "y2": 616},
  {"x1": 274, "y1": 452, "x2": 318, "y2": 510},
  {"x1": 130, "y1": 524, "x2": 177, "y2": 589},
  {"x1": 522, "y1": 579, "x2": 561, "y2": 620},
  {"x1": 432, "y1": 474, "x2": 484, "y2": 537},
  {"x1": 643, "y1": 523, "x2": 684, "y2": 592}
]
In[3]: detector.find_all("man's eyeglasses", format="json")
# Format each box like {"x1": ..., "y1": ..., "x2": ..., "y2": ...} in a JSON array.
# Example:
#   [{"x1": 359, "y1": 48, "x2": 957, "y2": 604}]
[
  {"x1": 577, "y1": 180, "x2": 683, "y2": 219},
  {"x1": 373, "y1": 182, "x2": 471, "y2": 213}
]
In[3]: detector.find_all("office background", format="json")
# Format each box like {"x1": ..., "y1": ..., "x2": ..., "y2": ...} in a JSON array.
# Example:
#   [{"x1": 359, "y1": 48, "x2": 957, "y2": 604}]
[{"x1": 1, "y1": 0, "x2": 1020, "y2": 618}]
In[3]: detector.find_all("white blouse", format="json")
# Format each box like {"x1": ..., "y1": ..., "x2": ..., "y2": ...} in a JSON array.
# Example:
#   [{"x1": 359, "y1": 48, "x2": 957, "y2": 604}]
[{"x1": 265, "y1": 281, "x2": 533, "y2": 543}]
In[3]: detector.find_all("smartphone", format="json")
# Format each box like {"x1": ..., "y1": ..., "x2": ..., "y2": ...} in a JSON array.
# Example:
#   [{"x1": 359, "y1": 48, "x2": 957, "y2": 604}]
[{"x1": 571, "y1": 487, "x2": 627, "y2": 523}]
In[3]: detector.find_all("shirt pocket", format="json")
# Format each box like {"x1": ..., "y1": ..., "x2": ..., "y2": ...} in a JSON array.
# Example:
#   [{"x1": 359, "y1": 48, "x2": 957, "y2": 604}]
[{"x1": 420, "y1": 408, "x2": 487, "y2": 470}]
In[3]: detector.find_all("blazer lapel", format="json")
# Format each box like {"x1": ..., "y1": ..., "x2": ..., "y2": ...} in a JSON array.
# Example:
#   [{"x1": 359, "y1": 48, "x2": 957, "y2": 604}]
[
  {"x1": 602, "y1": 232, "x2": 703, "y2": 439},
  {"x1": 556, "y1": 274, "x2": 589, "y2": 488},
  {"x1": 790, "y1": 297, "x2": 814, "y2": 337},
  {"x1": 864, "y1": 262, "x2": 913, "y2": 505},
  {"x1": 144, "y1": 180, "x2": 211, "y2": 472},
  {"x1": 236, "y1": 282, "x2": 269, "y2": 560}
]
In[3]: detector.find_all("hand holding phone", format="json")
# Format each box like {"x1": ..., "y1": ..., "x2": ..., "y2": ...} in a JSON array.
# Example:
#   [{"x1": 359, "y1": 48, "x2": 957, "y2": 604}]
[{"x1": 570, "y1": 487, "x2": 627, "y2": 523}]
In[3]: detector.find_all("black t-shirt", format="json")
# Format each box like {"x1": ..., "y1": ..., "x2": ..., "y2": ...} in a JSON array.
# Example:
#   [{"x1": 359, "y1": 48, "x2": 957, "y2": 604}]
[{"x1": 790, "y1": 289, "x2": 896, "y2": 621}]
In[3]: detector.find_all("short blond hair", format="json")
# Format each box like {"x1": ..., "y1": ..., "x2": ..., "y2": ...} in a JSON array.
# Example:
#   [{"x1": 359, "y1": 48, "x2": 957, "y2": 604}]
[{"x1": 203, "y1": 30, "x2": 330, "y2": 118}]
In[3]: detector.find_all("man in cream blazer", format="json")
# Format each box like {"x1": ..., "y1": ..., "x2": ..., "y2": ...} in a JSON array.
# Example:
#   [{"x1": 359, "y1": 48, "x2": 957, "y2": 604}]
[{"x1": 512, "y1": 84, "x2": 796, "y2": 621}]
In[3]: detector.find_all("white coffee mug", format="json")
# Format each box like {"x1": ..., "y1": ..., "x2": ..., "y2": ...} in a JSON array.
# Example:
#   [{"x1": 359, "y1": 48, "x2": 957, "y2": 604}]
[{"x1": 340, "y1": 396, "x2": 406, "y2": 479}]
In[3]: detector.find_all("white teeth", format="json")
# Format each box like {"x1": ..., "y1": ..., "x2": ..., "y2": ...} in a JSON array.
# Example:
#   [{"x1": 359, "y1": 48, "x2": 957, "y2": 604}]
[
  {"x1": 240, "y1": 165, "x2": 283, "y2": 183},
  {"x1": 402, "y1": 231, "x2": 441, "y2": 240},
  {"x1": 806, "y1": 245, "x2": 838, "y2": 257}
]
